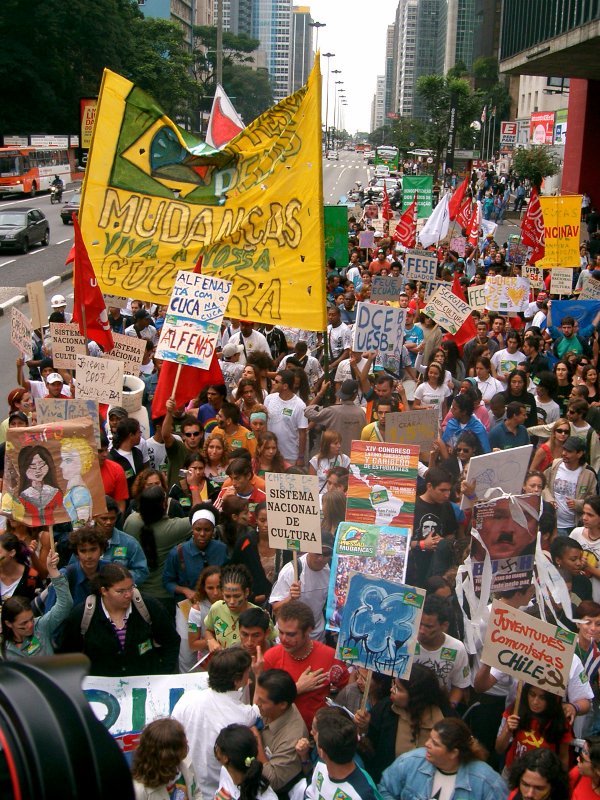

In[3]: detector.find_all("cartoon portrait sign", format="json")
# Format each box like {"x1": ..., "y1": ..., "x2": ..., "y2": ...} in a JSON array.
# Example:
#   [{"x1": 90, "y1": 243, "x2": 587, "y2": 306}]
[
  {"x1": 336, "y1": 572, "x2": 425, "y2": 679},
  {"x1": 2, "y1": 417, "x2": 107, "y2": 527}
]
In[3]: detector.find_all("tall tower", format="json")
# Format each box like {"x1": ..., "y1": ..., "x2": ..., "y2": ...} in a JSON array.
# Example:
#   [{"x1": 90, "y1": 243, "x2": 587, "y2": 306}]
[
  {"x1": 290, "y1": 6, "x2": 314, "y2": 92},
  {"x1": 252, "y1": 0, "x2": 293, "y2": 102}
]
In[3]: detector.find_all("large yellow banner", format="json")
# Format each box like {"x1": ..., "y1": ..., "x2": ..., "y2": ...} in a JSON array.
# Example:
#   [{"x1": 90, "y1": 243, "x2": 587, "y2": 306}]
[
  {"x1": 79, "y1": 59, "x2": 326, "y2": 330},
  {"x1": 538, "y1": 195, "x2": 582, "y2": 268}
]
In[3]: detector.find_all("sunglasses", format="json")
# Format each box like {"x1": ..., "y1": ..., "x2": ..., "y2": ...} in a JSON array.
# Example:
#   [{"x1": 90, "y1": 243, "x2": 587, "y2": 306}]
[
  {"x1": 184, "y1": 431, "x2": 202, "y2": 438},
  {"x1": 555, "y1": 429, "x2": 570, "y2": 435}
]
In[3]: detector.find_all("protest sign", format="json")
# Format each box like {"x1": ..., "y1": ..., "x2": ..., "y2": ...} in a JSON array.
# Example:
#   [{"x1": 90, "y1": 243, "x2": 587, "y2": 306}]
[
  {"x1": 424, "y1": 280, "x2": 447, "y2": 300},
  {"x1": 336, "y1": 572, "x2": 425, "y2": 678},
  {"x1": 524, "y1": 264, "x2": 543, "y2": 288},
  {"x1": 467, "y1": 284, "x2": 487, "y2": 311},
  {"x1": 402, "y1": 176, "x2": 433, "y2": 219},
  {"x1": 103, "y1": 332, "x2": 146, "y2": 373},
  {"x1": 103, "y1": 293, "x2": 129, "y2": 310},
  {"x1": 265, "y1": 472, "x2": 321, "y2": 554},
  {"x1": 538, "y1": 195, "x2": 582, "y2": 268},
  {"x1": 76, "y1": 354, "x2": 124, "y2": 405},
  {"x1": 370, "y1": 218, "x2": 385, "y2": 234},
  {"x1": 84, "y1": 673, "x2": 209, "y2": 750},
  {"x1": 550, "y1": 267, "x2": 574, "y2": 296},
  {"x1": 551, "y1": 300, "x2": 600, "y2": 333},
  {"x1": 324, "y1": 205, "x2": 349, "y2": 267},
  {"x1": 358, "y1": 230, "x2": 375, "y2": 250},
  {"x1": 2, "y1": 417, "x2": 106, "y2": 527},
  {"x1": 10, "y1": 307, "x2": 33, "y2": 359},
  {"x1": 485, "y1": 276, "x2": 530, "y2": 313},
  {"x1": 385, "y1": 409, "x2": 438, "y2": 452},
  {"x1": 352, "y1": 302, "x2": 405, "y2": 353},
  {"x1": 156, "y1": 272, "x2": 232, "y2": 369},
  {"x1": 405, "y1": 249, "x2": 438, "y2": 283},
  {"x1": 26, "y1": 280, "x2": 47, "y2": 330},
  {"x1": 346, "y1": 441, "x2": 419, "y2": 529},
  {"x1": 377, "y1": 308, "x2": 408, "y2": 375},
  {"x1": 450, "y1": 237, "x2": 466, "y2": 257},
  {"x1": 364, "y1": 204, "x2": 379, "y2": 220},
  {"x1": 481, "y1": 600, "x2": 576, "y2": 696},
  {"x1": 326, "y1": 522, "x2": 411, "y2": 632},
  {"x1": 423, "y1": 286, "x2": 471, "y2": 334},
  {"x1": 36, "y1": 398, "x2": 101, "y2": 448},
  {"x1": 50, "y1": 322, "x2": 87, "y2": 369},
  {"x1": 460, "y1": 445, "x2": 533, "y2": 510},
  {"x1": 581, "y1": 277, "x2": 600, "y2": 301},
  {"x1": 371, "y1": 276, "x2": 403, "y2": 303},
  {"x1": 471, "y1": 492, "x2": 540, "y2": 592},
  {"x1": 506, "y1": 242, "x2": 529, "y2": 267}
]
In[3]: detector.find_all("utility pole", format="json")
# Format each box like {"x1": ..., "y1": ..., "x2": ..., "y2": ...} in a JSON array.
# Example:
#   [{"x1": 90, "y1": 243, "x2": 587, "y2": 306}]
[
  {"x1": 216, "y1": 0, "x2": 223, "y2": 87},
  {"x1": 323, "y1": 53, "x2": 335, "y2": 152}
]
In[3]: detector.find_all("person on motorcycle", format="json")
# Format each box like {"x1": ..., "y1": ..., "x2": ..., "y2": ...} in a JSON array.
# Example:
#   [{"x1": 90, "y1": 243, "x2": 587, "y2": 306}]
[{"x1": 51, "y1": 175, "x2": 64, "y2": 198}]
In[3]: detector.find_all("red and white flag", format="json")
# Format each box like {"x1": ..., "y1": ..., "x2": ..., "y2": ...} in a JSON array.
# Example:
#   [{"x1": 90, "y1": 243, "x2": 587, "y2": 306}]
[
  {"x1": 521, "y1": 187, "x2": 546, "y2": 264},
  {"x1": 381, "y1": 184, "x2": 394, "y2": 221},
  {"x1": 206, "y1": 84, "x2": 244, "y2": 150},
  {"x1": 448, "y1": 176, "x2": 469, "y2": 221},
  {"x1": 393, "y1": 193, "x2": 417, "y2": 248},
  {"x1": 455, "y1": 197, "x2": 473, "y2": 230},
  {"x1": 467, "y1": 200, "x2": 481, "y2": 247}
]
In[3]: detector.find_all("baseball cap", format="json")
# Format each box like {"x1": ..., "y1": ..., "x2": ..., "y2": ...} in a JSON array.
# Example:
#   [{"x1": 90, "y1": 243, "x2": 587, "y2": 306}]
[
  {"x1": 374, "y1": 232, "x2": 383, "y2": 239},
  {"x1": 337, "y1": 379, "x2": 358, "y2": 401},
  {"x1": 378, "y1": 248, "x2": 385, "y2": 254},
  {"x1": 108, "y1": 406, "x2": 128, "y2": 420},
  {"x1": 46, "y1": 373, "x2": 64, "y2": 384},
  {"x1": 50, "y1": 294, "x2": 67, "y2": 308},
  {"x1": 563, "y1": 436, "x2": 586, "y2": 452},
  {"x1": 222, "y1": 343, "x2": 244, "y2": 358},
  {"x1": 536, "y1": 291, "x2": 548, "y2": 301}
]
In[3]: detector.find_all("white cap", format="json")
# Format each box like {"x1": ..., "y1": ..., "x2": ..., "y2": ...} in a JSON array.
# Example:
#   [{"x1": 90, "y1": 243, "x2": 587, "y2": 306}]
[
  {"x1": 222, "y1": 343, "x2": 244, "y2": 358},
  {"x1": 46, "y1": 372, "x2": 64, "y2": 384},
  {"x1": 51, "y1": 294, "x2": 67, "y2": 308}
]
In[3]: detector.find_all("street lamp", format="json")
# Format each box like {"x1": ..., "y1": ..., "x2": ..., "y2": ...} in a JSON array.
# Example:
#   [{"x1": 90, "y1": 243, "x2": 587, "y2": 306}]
[
  {"x1": 309, "y1": 21, "x2": 326, "y2": 51},
  {"x1": 333, "y1": 80, "x2": 344, "y2": 147},
  {"x1": 322, "y1": 54, "x2": 335, "y2": 152}
]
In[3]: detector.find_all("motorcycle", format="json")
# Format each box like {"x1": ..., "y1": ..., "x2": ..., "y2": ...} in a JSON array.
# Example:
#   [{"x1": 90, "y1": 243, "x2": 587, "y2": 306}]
[{"x1": 50, "y1": 185, "x2": 63, "y2": 204}]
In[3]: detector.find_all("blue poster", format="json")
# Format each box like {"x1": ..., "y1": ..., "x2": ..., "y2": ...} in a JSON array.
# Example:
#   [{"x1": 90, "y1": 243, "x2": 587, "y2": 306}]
[
  {"x1": 551, "y1": 300, "x2": 599, "y2": 334},
  {"x1": 336, "y1": 573, "x2": 425, "y2": 679}
]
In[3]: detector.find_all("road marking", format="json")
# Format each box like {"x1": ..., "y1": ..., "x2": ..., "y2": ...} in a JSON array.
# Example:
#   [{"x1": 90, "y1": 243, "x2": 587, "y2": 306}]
[
  {"x1": 0, "y1": 259, "x2": 15, "y2": 267},
  {"x1": 30, "y1": 248, "x2": 46, "y2": 255},
  {"x1": 0, "y1": 190, "x2": 75, "y2": 209},
  {"x1": 56, "y1": 238, "x2": 72, "y2": 245}
]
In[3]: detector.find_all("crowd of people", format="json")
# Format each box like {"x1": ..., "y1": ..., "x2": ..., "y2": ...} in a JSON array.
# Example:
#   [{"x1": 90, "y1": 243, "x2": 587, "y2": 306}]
[{"x1": 2, "y1": 174, "x2": 600, "y2": 799}]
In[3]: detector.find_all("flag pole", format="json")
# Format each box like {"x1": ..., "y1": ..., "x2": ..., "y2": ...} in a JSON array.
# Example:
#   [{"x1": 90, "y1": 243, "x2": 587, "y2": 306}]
[{"x1": 170, "y1": 364, "x2": 183, "y2": 402}]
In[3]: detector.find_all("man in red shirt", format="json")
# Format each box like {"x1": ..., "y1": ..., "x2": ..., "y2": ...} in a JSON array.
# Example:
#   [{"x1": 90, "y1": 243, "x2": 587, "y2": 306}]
[
  {"x1": 98, "y1": 433, "x2": 129, "y2": 512},
  {"x1": 263, "y1": 601, "x2": 349, "y2": 729},
  {"x1": 215, "y1": 457, "x2": 265, "y2": 525},
  {"x1": 368, "y1": 248, "x2": 389, "y2": 275}
]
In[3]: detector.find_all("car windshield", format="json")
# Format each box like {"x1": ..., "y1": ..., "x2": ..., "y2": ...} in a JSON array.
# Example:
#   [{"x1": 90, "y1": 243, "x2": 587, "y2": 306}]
[
  {"x1": 0, "y1": 213, "x2": 26, "y2": 226},
  {"x1": 69, "y1": 193, "x2": 81, "y2": 204}
]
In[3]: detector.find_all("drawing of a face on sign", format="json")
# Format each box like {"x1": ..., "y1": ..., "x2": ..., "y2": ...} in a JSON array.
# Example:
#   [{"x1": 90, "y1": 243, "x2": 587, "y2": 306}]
[{"x1": 2, "y1": 417, "x2": 106, "y2": 527}]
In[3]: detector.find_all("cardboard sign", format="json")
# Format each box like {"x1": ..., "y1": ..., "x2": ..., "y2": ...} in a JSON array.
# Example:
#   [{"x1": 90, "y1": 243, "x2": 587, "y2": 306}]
[
  {"x1": 36, "y1": 398, "x2": 101, "y2": 448},
  {"x1": 76, "y1": 354, "x2": 124, "y2": 405},
  {"x1": 482, "y1": 601, "x2": 576, "y2": 696},
  {"x1": 346, "y1": 441, "x2": 419, "y2": 529},
  {"x1": 485, "y1": 276, "x2": 530, "y2": 313},
  {"x1": 26, "y1": 280, "x2": 47, "y2": 330},
  {"x1": 358, "y1": 230, "x2": 375, "y2": 250},
  {"x1": 103, "y1": 332, "x2": 146, "y2": 373},
  {"x1": 580, "y1": 277, "x2": 600, "y2": 301},
  {"x1": 524, "y1": 264, "x2": 543, "y2": 289},
  {"x1": 10, "y1": 306, "x2": 33, "y2": 359},
  {"x1": 103, "y1": 294, "x2": 129, "y2": 310},
  {"x1": 550, "y1": 267, "x2": 574, "y2": 296},
  {"x1": 50, "y1": 322, "x2": 87, "y2": 369},
  {"x1": 460, "y1": 445, "x2": 533, "y2": 510},
  {"x1": 2, "y1": 417, "x2": 106, "y2": 527},
  {"x1": 507, "y1": 242, "x2": 529, "y2": 266},
  {"x1": 423, "y1": 286, "x2": 471, "y2": 334},
  {"x1": 450, "y1": 237, "x2": 466, "y2": 257},
  {"x1": 352, "y1": 302, "x2": 405, "y2": 353},
  {"x1": 326, "y1": 522, "x2": 411, "y2": 632},
  {"x1": 467, "y1": 285, "x2": 487, "y2": 311},
  {"x1": 157, "y1": 272, "x2": 232, "y2": 369},
  {"x1": 265, "y1": 472, "x2": 322, "y2": 554},
  {"x1": 471, "y1": 493, "x2": 540, "y2": 592},
  {"x1": 336, "y1": 572, "x2": 425, "y2": 679},
  {"x1": 371, "y1": 276, "x2": 404, "y2": 302},
  {"x1": 539, "y1": 195, "x2": 582, "y2": 268},
  {"x1": 385, "y1": 409, "x2": 438, "y2": 452},
  {"x1": 405, "y1": 249, "x2": 438, "y2": 283}
]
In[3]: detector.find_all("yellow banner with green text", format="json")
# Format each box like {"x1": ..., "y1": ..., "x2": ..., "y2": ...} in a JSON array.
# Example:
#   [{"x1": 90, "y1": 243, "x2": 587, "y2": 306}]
[
  {"x1": 538, "y1": 195, "x2": 582, "y2": 268},
  {"x1": 79, "y1": 59, "x2": 326, "y2": 330}
]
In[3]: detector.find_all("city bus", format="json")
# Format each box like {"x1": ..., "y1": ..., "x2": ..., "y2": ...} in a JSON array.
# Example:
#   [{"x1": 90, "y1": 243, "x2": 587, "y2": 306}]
[
  {"x1": 375, "y1": 145, "x2": 400, "y2": 173},
  {"x1": 0, "y1": 146, "x2": 71, "y2": 195}
]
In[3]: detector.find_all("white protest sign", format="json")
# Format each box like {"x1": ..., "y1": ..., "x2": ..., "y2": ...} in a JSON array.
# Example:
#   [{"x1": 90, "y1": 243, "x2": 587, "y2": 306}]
[
  {"x1": 581, "y1": 277, "x2": 600, "y2": 301},
  {"x1": 76, "y1": 354, "x2": 123, "y2": 405},
  {"x1": 370, "y1": 218, "x2": 385, "y2": 234},
  {"x1": 50, "y1": 322, "x2": 87, "y2": 369},
  {"x1": 371, "y1": 276, "x2": 403, "y2": 303},
  {"x1": 265, "y1": 472, "x2": 322, "y2": 554},
  {"x1": 10, "y1": 307, "x2": 32, "y2": 359},
  {"x1": 103, "y1": 293, "x2": 129, "y2": 310},
  {"x1": 460, "y1": 444, "x2": 533, "y2": 510},
  {"x1": 467, "y1": 284, "x2": 487, "y2": 311},
  {"x1": 550, "y1": 268, "x2": 574, "y2": 296},
  {"x1": 423, "y1": 286, "x2": 471, "y2": 334},
  {"x1": 485, "y1": 276, "x2": 530, "y2": 313},
  {"x1": 482, "y1": 600, "x2": 576, "y2": 696},
  {"x1": 524, "y1": 264, "x2": 543, "y2": 289},
  {"x1": 103, "y1": 332, "x2": 146, "y2": 374},
  {"x1": 26, "y1": 281, "x2": 47, "y2": 330},
  {"x1": 405, "y1": 249, "x2": 438, "y2": 283},
  {"x1": 157, "y1": 272, "x2": 233, "y2": 369},
  {"x1": 385, "y1": 409, "x2": 438, "y2": 452},
  {"x1": 358, "y1": 230, "x2": 375, "y2": 250},
  {"x1": 450, "y1": 237, "x2": 466, "y2": 257},
  {"x1": 36, "y1": 398, "x2": 101, "y2": 448},
  {"x1": 352, "y1": 302, "x2": 406, "y2": 352}
]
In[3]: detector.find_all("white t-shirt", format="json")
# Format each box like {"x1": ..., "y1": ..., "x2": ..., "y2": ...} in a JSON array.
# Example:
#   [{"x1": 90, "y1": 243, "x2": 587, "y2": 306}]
[
  {"x1": 431, "y1": 770, "x2": 458, "y2": 800},
  {"x1": 413, "y1": 382, "x2": 451, "y2": 420},
  {"x1": 327, "y1": 322, "x2": 352, "y2": 359},
  {"x1": 216, "y1": 767, "x2": 277, "y2": 800},
  {"x1": 146, "y1": 436, "x2": 168, "y2": 472},
  {"x1": 228, "y1": 329, "x2": 271, "y2": 364},
  {"x1": 264, "y1": 393, "x2": 308, "y2": 462},
  {"x1": 571, "y1": 526, "x2": 600, "y2": 602},
  {"x1": 269, "y1": 554, "x2": 330, "y2": 641},
  {"x1": 414, "y1": 634, "x2": 471, "y2": 692},
  {"x1": 334, "y1": 357, "x2": 369, "y2": 385},
  {"x1": 553, "y1": 461, "x2": 583, "y2": 528},
  {"x1": 29, "y1": 380, "x2": 71, "y2": 400},
  {"x1": 309, "y1": 454, "x2": 351, "y2": 490},
  {"x1": 475, "y1": 375, "x2": 505, "y2": 405},
  {"x1": 535, "y1": 398, "x2": 561, "y2": 424},
  {"x1": 490, "y1": 348, "x2": 527, "y2": 383}
]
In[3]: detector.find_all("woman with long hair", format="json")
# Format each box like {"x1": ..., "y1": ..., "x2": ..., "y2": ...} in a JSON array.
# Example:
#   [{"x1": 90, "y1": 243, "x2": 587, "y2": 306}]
[
  {"x1": 436, "y1": 430, "x2": 482, "y2": 484},
  {"x1": 414, "y1": 362, "x2": 451, "y2": 420},
  {"x1": 123, "y1": 486, "x2": 191, "y2": 615},
  {"x1": 235, "y1": 378, "x2": 263, "y2": 428},
  {"x1": 252, "y1": 432, "x2": 288, "y2": 477},
  {"x1": 214, "y1": 723, "x2": 277, "y2": 800},
  {"x1": 502, "y1": 369, "x2": 538, "y2": 427},
  {"x1": 203, "y1": 431, "x2": 230, "y2": 492},
  {"x1": 322, "y1": 489, "x2": 346, "y2": 536},
  {"x1": 531, "y1": 418, "x2": 571, "y2": 473},
  {"x1": 571, "y1": 496, "x2": 600, "y2": 603},
  {"x1": 583, "y1": 364, "x2": 600, "y2": 405},
  {"x1": 187, "y1": 565, "x2": 223, "y2": 657},
  {"x1": 441, "y1": 340, "x2": 466, "y2": 388},
  {"x1": 309, "y1": 430, "x2": 351, "y2": 491},
  {"x1": 554, "y1": 360, "x2": 574, "y2": 416},
  {"x1": 474, "y1": 357, "x2": 504, "y2": 406},
  {"x1": 467, "y1": 343, "x2": 492, "y2": 377},
  {"x1": 288, "y1": 365, "x2": 310, "y2": 405},
  {"x1": 168, "y1": 450, "x2": 209, "y2": 510},
  {"x1": 508, "y1": 748, "x2": 569, "y2": 800},
  {"x1": 127, "y1": 468, "x2": 185, "y2": 520},
  {"x1": 215, "y1": 495, "x2": 251, "y2": 557},
  {"x1": 248, "y1": 405, "x2": 268, "y2": 439},
  {"x1": 571, "y1": 735, "x2": 600, "y2": 800},
  {"x1": 0, "y1": 530, "x2": 43, "y2": 605},
  {"x1": 0, "y1": 387, "x2": 33, "y2": 443},
  {"x1": 574, "y1": 355, "x2": 592, "y2": 387},
  {"x1": 132, "y1": 717, "x2": 201, "y2": 800}
]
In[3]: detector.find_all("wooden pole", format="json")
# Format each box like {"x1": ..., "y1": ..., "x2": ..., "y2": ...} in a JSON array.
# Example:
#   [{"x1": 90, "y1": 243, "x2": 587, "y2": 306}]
[
  {"x1": 170, "y1": 364, "x2": 183, "y2": 402},
  {"x1": 359, "y1": 670, "x2": 373, "y2": 712},
  {"x1": 292, "y1": 550, "x2": 299, "y2": 583},
  {"x1": 48, "y1": 525, "x2": 55, "y2": 552},
  {"x1": 513, "y1": 680, "x2": 524, "y2": 714}
]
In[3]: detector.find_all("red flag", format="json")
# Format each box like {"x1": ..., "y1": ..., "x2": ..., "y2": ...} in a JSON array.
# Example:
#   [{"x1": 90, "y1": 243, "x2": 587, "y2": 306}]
[
  {"x1": 521, "y1": 187, "x2": 545, "y2": 264},
  {"x1": 448, "y1": 176, "x2": 469, "y2": 220},
  {"x1": 467, "y1": 201, "x2": 481, "y2": 247},
  {"x1": 455, "y1": 197, "x2": 473, "y2": 230},
  {"x1": 449, "y1": 272, "x2": 477, "y2": 355},
  {"x1": 392, "y1": 193, "x2": 417, "y2": 248},
  {"x1": 151, "y1": 258, "x2": 224, "y2": 419},
  {"x1": 381, "y1": 184, "x2": 394, "y2": 221},
  {"x1": 71, "y1": 215, "x2": 114, "y2": 352}
]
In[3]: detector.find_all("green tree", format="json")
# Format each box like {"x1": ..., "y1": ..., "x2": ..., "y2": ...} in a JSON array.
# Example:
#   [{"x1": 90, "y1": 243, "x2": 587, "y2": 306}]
[{"x1": 511, "y1": 146, "x2": 560, "y2": 190}]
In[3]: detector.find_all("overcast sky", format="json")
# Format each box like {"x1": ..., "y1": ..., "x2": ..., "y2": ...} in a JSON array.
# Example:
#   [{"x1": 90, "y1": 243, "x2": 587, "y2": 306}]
[{"x1": 307, "y1": 0, "x2": 399, "y2": 134}]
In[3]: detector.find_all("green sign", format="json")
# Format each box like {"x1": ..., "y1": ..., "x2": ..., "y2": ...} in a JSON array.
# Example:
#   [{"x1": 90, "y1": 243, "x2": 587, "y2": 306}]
[
  {"x1": 402, "y1": 175, "x2": 433, "y2": 219},
  {"x1": 324, "y1": 205, "x2": 348, "y2": 268}
]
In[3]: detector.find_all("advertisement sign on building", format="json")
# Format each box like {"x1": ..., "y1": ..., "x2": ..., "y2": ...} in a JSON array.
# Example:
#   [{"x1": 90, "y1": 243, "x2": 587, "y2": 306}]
[
  {"x1": 530, "y1": 112, "x2": 555, "y2": 145},
  {"x1": 500, "y1": 121, "x2": 518, "y2": 146},
  {"x1": 554, "y1": 108, "x2": 568, "y2": 146}
]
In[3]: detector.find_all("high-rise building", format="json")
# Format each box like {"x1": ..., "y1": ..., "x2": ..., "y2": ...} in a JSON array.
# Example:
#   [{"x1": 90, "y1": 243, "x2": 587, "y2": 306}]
[
  {"x1": 196, "y1": 0, "x2": 214, "y2": 25},
  {"x1": 443, "y1": 0, "x2": 476, "y2": 73},
  {"x1": 413, "y1": 0, "x2": 444, "y2": 119},
  {"x1": 252, "y1": 0, "x2": 293, "y2": 102},
  {"x1": 290, "y1": 6, "x2": 314, "y2": 92},
  {"x1": 384, "y1": 24, "x2": 396, "y2": 120},
  {"x1": 472, "y1": 0, "x2": 501, "y2": 64},
  {"x1": 216, "y1": 0, "x2": 253, "y2": 35},
  {"x1": 371, "y1": 75, "x2": 386, "y2": 132},
  {"x1": 138, "y1": 0, "x2": 196, "y2": 46},
  {"x1": 392, "y1": 0, "x2": 418, "y2": 118}
]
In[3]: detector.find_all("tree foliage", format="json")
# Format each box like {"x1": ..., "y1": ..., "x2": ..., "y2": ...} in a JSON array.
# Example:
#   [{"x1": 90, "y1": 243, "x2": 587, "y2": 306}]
[{"x1": 511, "y1": 146, "x2": 560, "y2": 189}]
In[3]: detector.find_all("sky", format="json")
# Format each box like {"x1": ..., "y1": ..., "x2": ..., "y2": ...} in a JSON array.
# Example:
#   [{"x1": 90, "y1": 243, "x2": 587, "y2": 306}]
[{"x1": 306, "y1": 0, "x2": 400, "y2": 134}]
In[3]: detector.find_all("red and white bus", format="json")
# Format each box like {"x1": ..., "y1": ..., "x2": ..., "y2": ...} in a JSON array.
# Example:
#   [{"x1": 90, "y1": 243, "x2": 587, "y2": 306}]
[{"x1": 0, "y1": 146, "x2": 71, "y2": 195}]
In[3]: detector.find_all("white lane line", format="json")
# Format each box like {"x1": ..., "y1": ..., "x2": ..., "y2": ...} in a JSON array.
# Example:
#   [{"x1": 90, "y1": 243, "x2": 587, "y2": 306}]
[
  {"x1": 0, "y1": 190, "x2": 75, "y2": 209},
  {"x1": 56, "y1": 238, "x2": 72, "y2": 245},
  {"x1": 29, "y1": 248, "x2": 46, "y2": 255},
  {"x1": 0, "y1": 259, "x2": 15, "y2": 267}
]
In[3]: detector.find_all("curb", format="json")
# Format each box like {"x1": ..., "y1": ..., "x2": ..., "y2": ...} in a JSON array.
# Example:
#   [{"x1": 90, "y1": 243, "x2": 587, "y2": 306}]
[{"x1": 0, "y1": 267, "x2": 74, "y2": 318}]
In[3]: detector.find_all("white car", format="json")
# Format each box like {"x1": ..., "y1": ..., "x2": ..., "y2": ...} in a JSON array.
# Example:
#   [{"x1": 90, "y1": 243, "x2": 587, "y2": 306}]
[
  {"x1": 374, "y1": 165, "x2": 390, "y2": 178},
  {"x1": 327, "y1": 150, "x2": 339, "y2": 160}
]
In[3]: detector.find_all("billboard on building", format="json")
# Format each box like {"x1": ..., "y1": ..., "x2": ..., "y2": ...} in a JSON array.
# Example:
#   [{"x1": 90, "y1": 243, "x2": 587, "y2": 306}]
[
  {"x1": 554, "y1": 108, "x2": 568, "y2": 146},
  {"x1": 500, "y1": 121, "x2": 517, "y2": 146},
  {"x1": 529, "y1": 112, "x2": 555, "y2": 145}
]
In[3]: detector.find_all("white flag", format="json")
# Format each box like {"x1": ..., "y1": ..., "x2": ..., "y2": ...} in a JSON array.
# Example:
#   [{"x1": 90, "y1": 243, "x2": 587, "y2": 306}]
[
  {"x1": 418, "y1": 193, "x2": 450, "y2": 248},
  {"x1": 206, "y1": 84, "x2": 245, "y2": 150}
]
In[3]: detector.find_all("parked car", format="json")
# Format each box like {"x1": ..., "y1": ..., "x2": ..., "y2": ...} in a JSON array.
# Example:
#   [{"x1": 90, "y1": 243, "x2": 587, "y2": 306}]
[
  {"x1": 327, "y1": 150, "x2": 339, "y2": 160},
  {"x1": 370, "y1": 177, "x2": 401, "y2": 198},
  {"x1": 374, "y1": 165, "x2": 390, "y2": 178},
  {"x1": 61, "y1": 192, "x2": 81, "y2": 224},
  {"x1": 0, "y1": 208, "x2": 49, "y2": 253}
]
